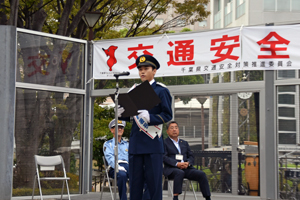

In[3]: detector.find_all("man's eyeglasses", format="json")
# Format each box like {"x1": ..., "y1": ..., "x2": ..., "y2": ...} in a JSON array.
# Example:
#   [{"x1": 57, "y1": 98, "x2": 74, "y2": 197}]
[
  {"x1": 169, "y1": 126, "x2": 178, "y2": 130},
  {"x1": 113, "y1": 126, "x2": 124, "y2": 130}
]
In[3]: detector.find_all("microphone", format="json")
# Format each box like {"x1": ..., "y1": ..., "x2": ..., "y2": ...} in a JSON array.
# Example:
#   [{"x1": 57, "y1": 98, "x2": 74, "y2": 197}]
[{"x1": 114, "y1": 72, "x2": 130, "y2": 77}]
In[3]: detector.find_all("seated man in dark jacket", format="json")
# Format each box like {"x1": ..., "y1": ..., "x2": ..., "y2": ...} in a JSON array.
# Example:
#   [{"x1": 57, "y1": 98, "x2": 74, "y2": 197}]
[{"x1": 163, "y1": 121, "x2": 211, "y2": 200}]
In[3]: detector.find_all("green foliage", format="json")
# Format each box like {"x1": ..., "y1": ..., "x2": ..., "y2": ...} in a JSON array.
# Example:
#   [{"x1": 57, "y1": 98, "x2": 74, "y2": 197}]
[
  {"x1": 222, "y1": 95, "x2": 230, "y2": 145},
  {"x1": 235, "y1": 70, "x2": 264, "y2": 82},
  {"x1": 13, "y1": 170, "x2": 80, "y2": 195},
  {"x1": 180, "y1": 28, "x2": 191, "y2": 32},
  {"x1": 162, "y1": 123, "x2": 168, "y2": 140},
  {"x1": 1, "y1": 0, "x2": 210, "y2": 39},
  {"x1": 92, "y1": 104, "x2": 131, "y2": 170},
  {"x1": 93, "y1": 105, "x2": 115, "y2": 170},
  {"x1": 223, "y1": 72, "x2": 231, "y2": 82},
  {"x1": 13, "y1": 187, "x2": 79, "y2": 196},
  {"x1": 172, "y1": 0, "x2": 210, "y2": 24},
  {"x1": 212, "y1": 75, "x2": 219, "y2": 83},
  {"x1": 35, "y1": 171, "x2": 78, "y2": 190},
  {"x1": 211, "y1": 95, "x2": 218, "y2": 146},
  {"x1": 238, "y1": 95, "x2": 258, "y2": 144},
  {"x1": 70, "y1": 153, "x2": 77, "y2": 174},
  {"x1": 165, "y1": 30, "x2": 176, "y2": 34}
]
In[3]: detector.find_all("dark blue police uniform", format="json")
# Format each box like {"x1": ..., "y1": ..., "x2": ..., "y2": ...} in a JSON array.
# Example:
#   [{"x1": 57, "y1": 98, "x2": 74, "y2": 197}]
[
  {"x1": 120, "y1": 55, "x2": 173, "y2": 200},
  {"x1": 129, "y1": 80, "x2": 172, "y2": 200}
]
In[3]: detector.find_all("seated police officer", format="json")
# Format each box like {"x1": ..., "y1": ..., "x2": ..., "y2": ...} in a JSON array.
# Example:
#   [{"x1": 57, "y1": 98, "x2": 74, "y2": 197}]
[
  {"x1": 163, "y1": 121, "x2": 211, "y2": 200},
  {"x1": 103, "y1": 119, "x2": 129, "y2": 200}
]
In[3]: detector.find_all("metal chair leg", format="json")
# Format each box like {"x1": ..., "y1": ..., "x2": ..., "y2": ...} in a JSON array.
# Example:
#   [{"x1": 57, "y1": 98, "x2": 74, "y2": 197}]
[
  {"x1": 37, "y1": 177, "x2": 43, "y2": 200},
  {"x1": 190, "y1": 180, "x2": 198, "y2": 200},
  {"x1": 107, "y1": 174, "x2": 114, "y2": 200},
  {"x1": 183, "y1": 180, "x2": 188, "y2": 200},
  {"x1": 32, "y1": 175, "x2": 36, "y2": 199},
  {"x1": 168, "y1": 179, "x2": 174, "y2": 196},
  {"x1": 183, "y1": 179, "x2": 197, "y2": 200},
  {"x1": 100, "y1": 170, "x2": 114, "y2": 200},
  {"x1": 100, "y1": 175, "x2": 105, "y2": 200},
  {"x1": 65, "y1": 179, "x2": 71, "y2": 200}
]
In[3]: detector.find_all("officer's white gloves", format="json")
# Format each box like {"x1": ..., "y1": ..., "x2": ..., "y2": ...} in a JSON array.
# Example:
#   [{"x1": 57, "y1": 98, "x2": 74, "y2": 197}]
[
  {"x1": 138, "y1": 109, "x2": 150, "y2": 123},
  {"x1": 117, "y1": 105, "x2": 125, "y2": 117},
  {"x1": 118, "y1": 165, "x2": 127, "y2": 172}
]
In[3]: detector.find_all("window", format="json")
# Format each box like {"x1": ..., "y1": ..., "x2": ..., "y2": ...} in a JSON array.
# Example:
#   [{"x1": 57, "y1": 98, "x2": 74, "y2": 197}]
[
  {"x1": 155, "y1": 18, "x2": 163, "y2": 25},
  {"x1": 279, "y1": 119, "x2": 296, "y2": 131},
  {"x1": 277, "y1": 85, "x2": 297, "y2": 145},
  {"x1": 199, "y1": 20, "x2": 207, "y2": 27},
  {"x1": 264, "y1": 0, "x2": 275, "y2": 11},
  {"x1": 277, "y1": 70, "x2": 296, "y2": 79},
  {"x1": 236, "y1": 0, "x2": 245, "y2": 18},
  {"x1": 217, "y1": 0, "x2": 221, "y2": 12},
  {"x1": 214, "y1": 11, "x2": 221, "y2": 29},
  {"x1": 225, "y1": 1, "x2": 232, "y2": 26},
  {"x1": 292, "y1": 0, "x2": 300, "y2": 11},
  {"x1": 278, "y1": 0, "x2": 290, "y2": 11},
  {"x1": 279, "y1": 107, "x2": 295, "y2": 117},
  {"x1": 279, "y1": 94, "x2": 295, "y2": 104},
  {"x1": 264, "y1": 0, "x2": 300, "y2": 11},
  {"x1": 279, "y1": 133, "x2": 296, "y2": 144}
]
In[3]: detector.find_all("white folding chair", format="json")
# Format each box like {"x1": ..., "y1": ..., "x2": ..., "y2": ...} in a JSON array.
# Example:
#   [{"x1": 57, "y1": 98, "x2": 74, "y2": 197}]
[
  {"x1": 32, "y1": 155, "x2": 71, "y2": 200},
  {"x1": 100, "y1": 156, "x2": 130, "y2": 200},
  {"x1": 100, "y1": 156, "x2": 114, "y2": 200},
  {"x1": 163, "y1": 176, "x2": 198, "y2": 200}
]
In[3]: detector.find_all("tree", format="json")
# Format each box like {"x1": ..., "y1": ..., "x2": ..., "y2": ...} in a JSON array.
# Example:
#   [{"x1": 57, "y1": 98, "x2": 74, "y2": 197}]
[{"x1": 94, "y1": 0, "x2": 210, "y2": 38}]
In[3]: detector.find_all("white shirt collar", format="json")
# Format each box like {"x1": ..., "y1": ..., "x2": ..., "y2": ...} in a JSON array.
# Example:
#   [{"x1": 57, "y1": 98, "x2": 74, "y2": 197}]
[
  {"x1": 169, "y1": 136, "x2": 180, "y2": 144},
  {"x1": 169, "y1": 137, "x2": 181, "y2": 154},
  {"x1": 149, "y1": 79, "x2": 155, "y2": 85}
]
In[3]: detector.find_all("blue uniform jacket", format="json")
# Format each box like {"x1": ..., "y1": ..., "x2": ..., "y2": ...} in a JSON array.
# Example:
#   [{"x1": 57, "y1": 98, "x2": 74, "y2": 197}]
[
  {"x1": 103, "y1": 138, "x2": 129, "y2": 168},
  {"x1": 122, "y1": 81, "x2": 172, "y2": 154},
  {"x1": 163, "y1": 137, "x2": 194, "y2": 177}
]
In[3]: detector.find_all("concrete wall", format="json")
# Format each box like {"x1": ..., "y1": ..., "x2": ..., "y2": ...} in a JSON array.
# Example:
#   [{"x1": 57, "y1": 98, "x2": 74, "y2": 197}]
[{"x1": 0, "y1": 26, "x2": 16, "y2": 200}]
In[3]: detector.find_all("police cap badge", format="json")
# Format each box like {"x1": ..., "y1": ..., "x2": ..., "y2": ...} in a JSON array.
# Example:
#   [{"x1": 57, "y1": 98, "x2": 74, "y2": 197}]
[
  {"x1": 136, "y1": 54, "x2": 160, "y2": 70},
  {"x1": 109, "y1": 119, "x2": 126, "y2": 129}
]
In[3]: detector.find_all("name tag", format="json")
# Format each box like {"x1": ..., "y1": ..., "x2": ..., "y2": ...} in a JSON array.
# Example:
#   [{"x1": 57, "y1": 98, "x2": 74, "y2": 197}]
[{"x1": 176, "y1": 154, "x2": 183, "y2": 161}]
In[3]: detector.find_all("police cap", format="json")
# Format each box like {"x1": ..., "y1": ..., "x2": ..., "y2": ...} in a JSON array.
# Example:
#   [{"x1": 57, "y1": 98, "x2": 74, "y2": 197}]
[
  {"x1": 136, "y1": 54, "x2": 160, "y2": 70},
  {"x1": 108, "y1": 119, "x2": 126, "y2": 129}
]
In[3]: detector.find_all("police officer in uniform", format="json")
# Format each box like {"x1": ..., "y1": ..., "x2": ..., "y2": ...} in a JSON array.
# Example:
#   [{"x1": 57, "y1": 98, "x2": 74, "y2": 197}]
[
  {"x1": 103, "y1": 119, "x2": 129, "y2": 200},
  {"x1": 118, "y1": 55, "x2": 173, "y2": 200}
]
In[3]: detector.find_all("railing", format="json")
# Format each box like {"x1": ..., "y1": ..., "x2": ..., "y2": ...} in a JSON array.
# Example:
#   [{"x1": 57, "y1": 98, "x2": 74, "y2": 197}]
[
  {"x1": 192, "y1": 151, "x2": 246, "y2": 194},
  {"x1": 279, "y1": 152, "x2": 300, "y2": 199}
]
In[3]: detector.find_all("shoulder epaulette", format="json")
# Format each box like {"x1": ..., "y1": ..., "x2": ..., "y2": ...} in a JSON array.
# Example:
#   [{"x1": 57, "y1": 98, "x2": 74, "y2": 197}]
[
  {"x1": 128, "y1": 83, "x2": 141, "y2": 92},
  {"x1": 104, "y1": 139, "x2": 113, "y2": 146},
  {"x1": 103, "y1": 141, "x2": 108, "y2": 146},
  {"x1": 156, "y1": 82, "x2": 167, "y2": 88}
]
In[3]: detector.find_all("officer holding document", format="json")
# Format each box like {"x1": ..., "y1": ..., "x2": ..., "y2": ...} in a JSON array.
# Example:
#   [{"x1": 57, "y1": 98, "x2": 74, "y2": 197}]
[{"x1": 118, "y1": 55, "x2": 173, "y2": 200}]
